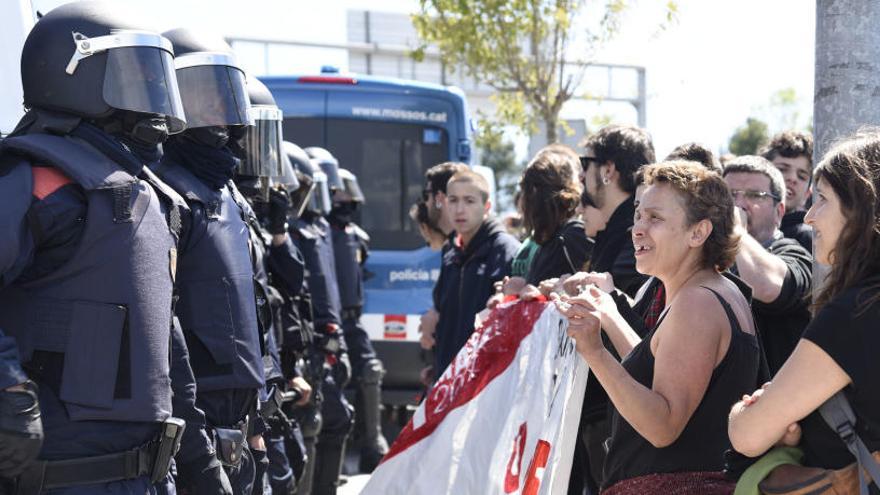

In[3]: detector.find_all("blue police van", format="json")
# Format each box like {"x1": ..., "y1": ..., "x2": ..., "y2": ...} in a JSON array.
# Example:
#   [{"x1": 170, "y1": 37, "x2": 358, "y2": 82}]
[{"x1": 262, "y1": 70, "x2": 472, "y2": 407}]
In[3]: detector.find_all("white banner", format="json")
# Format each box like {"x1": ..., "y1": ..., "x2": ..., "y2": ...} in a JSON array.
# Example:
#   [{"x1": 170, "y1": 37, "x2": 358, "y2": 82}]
[{"x1": 362, "y1": 299, "x2": 590, "y2": 495}]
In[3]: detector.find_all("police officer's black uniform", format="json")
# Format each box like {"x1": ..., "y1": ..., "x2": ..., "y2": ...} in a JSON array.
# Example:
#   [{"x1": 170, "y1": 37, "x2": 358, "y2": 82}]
[
  {"x1": 287, "y1": 142, "x2": 354, "y2": 495},
  {"x1": 306, "y1": 148, "x2": 389, "y2": 472},
  {"x1": 0, "y1": 2, "x2": 192, "y2": 493},
  {"x1": 150, "y1": 28, "x2": 264, "y2": 495}
]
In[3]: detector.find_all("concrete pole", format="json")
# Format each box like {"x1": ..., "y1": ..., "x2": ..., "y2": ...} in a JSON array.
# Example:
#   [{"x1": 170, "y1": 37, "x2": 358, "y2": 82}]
[
  {"x1": 812, "y1": 0, "x2": 880, "y2": 290},
  {"x1": 813, "y1": 0, "x2": 880, "y2": 160}
]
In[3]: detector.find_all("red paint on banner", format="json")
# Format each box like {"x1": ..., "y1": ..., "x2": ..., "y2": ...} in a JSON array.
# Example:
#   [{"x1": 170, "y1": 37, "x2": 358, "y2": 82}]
[
  {"x1": 380, "y1": 299, "x2": 548, "y2": 464},
  {"x1": 522, "y1": 440, "x2": 552, "y2": 495},
  {"x1": 504, "y1": 422, "x2": 528, "y2": 493},
  {"x1": 383, "y1": 314, "x2": 407, "y2": 340}
]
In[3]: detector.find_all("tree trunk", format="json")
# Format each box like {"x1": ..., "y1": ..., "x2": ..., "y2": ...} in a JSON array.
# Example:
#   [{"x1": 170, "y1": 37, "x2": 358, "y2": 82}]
[
  {"x1": 544, "y1": 112, "x2": 559, "y2": 144},
  {"x1": 814, "y1": 0, "x2": 880, "y2": 159},
  {"x1": 812, "y1": 0, "x2": 880, "y2": 290}
]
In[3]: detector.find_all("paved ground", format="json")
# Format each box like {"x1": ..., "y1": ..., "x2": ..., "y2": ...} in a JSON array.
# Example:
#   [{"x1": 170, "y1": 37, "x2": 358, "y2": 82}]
[{"x1": 337, "y1": 474, "x2": 371, "y2": 495}]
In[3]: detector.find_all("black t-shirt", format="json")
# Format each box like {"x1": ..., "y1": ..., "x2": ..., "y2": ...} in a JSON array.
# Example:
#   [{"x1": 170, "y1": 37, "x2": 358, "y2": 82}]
[
  {"x1": 751, "y1": 237, "x2": 813, "y2": 375},
  {"x1": 525, "y1": 219, "x2": 593, "y2": 285},
  {"x1": 800, "y1": 282, "x2": 880, "y2": 469}
]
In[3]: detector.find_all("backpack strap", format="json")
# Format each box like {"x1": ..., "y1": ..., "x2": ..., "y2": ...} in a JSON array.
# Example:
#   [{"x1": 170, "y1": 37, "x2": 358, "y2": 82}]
[{"x1": 819, "y1": 392, "x2": 880, "y2": 495}]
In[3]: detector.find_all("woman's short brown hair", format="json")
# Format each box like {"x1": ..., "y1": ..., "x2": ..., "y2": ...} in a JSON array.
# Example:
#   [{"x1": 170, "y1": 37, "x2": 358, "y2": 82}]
[
  {"x1": 520, "y1": 146, "x2": 581, "y2": 244},
  {"x1": 642, "y1": 161, "x2": 740, "y2": 271}
]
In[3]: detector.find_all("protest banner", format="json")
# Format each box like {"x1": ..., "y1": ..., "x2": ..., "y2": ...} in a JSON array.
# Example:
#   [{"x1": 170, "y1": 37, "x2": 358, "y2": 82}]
[{"x1": 362, "y1": 299, "x2": 590, "y2": 495}]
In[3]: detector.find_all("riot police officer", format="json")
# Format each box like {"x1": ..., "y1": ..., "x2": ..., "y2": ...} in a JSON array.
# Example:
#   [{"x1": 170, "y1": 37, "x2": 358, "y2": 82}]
[
  {"x1": 0, "y1": 2, "x2": 189, "y2": 493},
  {"x1": 287, "y1": 142, "x2": 354, "y2": 495},
  {"x1": 232, "y1": 75, "x2": 313, "y2": 495},
  {"x1": 305, "y1": 149, "x2": 389, "y2": 472},
  {"x1": 149, "y1": 28, "x2": 264, "y2": 494}
]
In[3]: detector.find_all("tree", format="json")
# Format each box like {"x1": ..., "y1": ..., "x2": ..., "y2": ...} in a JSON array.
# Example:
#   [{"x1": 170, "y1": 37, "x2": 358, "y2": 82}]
[
  {"x1": 728, "y1": 117, "x2": 769, "y2": 156},
  {"x1": 474, "y1": 116, "x2": 520, "y2": 212},
  {"x1": 412, "y1": 0, "x2": 676, "y2": 143}
]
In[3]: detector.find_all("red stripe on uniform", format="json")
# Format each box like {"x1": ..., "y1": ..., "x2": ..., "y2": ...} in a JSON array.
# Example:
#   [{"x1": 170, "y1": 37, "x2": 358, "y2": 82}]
[{"x1": 32, "y1": 166, "x2": 72, "y2": 200}]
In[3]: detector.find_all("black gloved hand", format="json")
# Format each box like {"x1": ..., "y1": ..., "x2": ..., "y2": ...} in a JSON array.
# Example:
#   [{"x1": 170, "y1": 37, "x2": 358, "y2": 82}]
[
  {"x1": 268, "y1": 188, "x2": 291, "y2": 235},
  {"x1": 0, "y1": 381, "x2": 43, "y2": 478},
  {"x1": 176, "y1": 452, "x2": 233, "y2": 495}
]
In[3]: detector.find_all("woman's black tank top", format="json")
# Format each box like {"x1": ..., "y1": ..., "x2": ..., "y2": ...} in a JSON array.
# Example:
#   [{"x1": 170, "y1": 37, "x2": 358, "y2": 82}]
[{"x1": 601, "y1": 287, "x2": 760, "y2": 489}]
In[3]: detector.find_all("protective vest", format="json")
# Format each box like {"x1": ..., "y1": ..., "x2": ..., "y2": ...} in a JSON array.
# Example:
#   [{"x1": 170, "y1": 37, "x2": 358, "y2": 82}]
[
  {"x1": 239, "y1": 209, "x2": 283, "y2": 383},
  {"x1": 0, "y1": 132, "x2": 185, "y2": 422},
  {"x1": 151, "y1": 161, "x2": 264, "y2": 392},
  {"x1": 330, "y1": 223, "x2": 367, "y2": 312},
  {"x1": 292, "y1": 216, "x2": 341, "y2": 329}
]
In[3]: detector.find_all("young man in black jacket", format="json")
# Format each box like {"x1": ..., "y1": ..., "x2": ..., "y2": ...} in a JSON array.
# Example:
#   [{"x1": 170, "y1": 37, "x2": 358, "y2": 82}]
[
  {"x1": 760, "y1": 131, "x2": 814, "y2": 252},
  {"x1": 432, "y1": 170, "x2": 520, "y2": 376}
]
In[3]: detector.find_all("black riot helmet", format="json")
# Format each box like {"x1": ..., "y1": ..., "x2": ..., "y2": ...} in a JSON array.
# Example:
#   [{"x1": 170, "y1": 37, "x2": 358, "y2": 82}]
[
  {"x1": 234, "y1": 74, "x2": 284, "y2": 180},
  {"x1": 21, "y1": 1, "x2": 186, "y2": 136},
  {"x1": 285, "y1": 141, "x2": 331, "y2": 217},
  {"x1": 304, "y1": 147, "x2": 343, "y2": 192},
  {"x1": 337, "y1": 168, "x2": 365, "y2": 204},
  {"x1": 162, "y1": 28, "x2": 251, "y2": 131}
]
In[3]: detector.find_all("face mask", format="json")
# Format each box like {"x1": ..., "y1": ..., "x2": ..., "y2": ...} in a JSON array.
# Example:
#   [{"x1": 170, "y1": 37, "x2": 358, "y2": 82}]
[{"x1": 186, "y1": 126, "x2": 230, "y2": 149}]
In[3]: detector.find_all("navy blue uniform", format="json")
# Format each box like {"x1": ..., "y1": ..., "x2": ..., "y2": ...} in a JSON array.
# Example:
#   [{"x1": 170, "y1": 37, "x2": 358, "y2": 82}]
[
  {"x1": 329, "y1": 221, "x2": 376, "y2": 372},
  {"x1": 291, "y1": 214, "x2": 354, "y2": 495},
  {"x1": 0, "y1": 126, "x2": 191, "y2": 494},
  {"x1": 151, "y1": 157, "x2": 265, "y2": 495}
]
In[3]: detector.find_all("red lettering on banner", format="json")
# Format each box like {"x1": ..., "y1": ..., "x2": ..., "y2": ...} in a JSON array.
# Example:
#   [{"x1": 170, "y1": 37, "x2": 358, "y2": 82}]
[
  {"x1": 380, "y1": 298, "x2": 547, "y2": 465},
  {"x1": 504, "y1": 422, "x2": 528, "y2": 493},
  {"x1": 522, "y1": 440, "x2": 552, "y2": 495}
]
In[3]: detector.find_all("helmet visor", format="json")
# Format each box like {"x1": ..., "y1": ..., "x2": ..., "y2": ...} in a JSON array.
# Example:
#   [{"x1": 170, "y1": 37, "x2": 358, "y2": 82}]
[
  {"x1": 310, "y1": 171, "x2": 332, "y2": 216},
  {"x1": 276, "y1": 152, "x2": 301, "y2": 191},
  {"x1": 340, "y1": 174, "x2": 365, "y2": 203},
  {"x1": 174, "y1": 54, "x2": 251, "y2": 129},
  {"x1": 238, "y1": 106, "x2": 283, "y2": 178},
  {"x1": 103, "y1": 46, "x2": 186, "y2": 133},
  {"x1": 289, "y1": 175, "x2": 314, "y2": 220}
]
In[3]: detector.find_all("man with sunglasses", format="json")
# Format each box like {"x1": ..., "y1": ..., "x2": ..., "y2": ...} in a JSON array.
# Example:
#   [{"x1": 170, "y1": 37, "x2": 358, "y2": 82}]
[{"x1": 723, "y1": 156, "x2": 813, "y2": 375}]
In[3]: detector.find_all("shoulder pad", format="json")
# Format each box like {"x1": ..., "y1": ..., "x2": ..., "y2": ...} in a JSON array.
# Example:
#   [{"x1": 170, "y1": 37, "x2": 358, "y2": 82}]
[
  {"x1": 350, "y1": 224, "x2": 370, "y2": 244},
  {"x1": 295, "y1": 224, "x2": 318, "y2": 240}
]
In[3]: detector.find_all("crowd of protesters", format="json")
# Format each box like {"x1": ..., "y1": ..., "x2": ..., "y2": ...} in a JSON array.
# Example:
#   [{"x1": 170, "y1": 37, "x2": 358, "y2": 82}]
[{"x1": 411, "y1": 123, "x2": 880, "y2": 494}]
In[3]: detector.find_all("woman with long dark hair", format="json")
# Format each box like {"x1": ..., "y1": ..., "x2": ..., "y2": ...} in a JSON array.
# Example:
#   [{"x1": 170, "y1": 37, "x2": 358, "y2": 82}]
[
  {"x1": 520, "y1": 144, "x2": 593, "y2": 285},
  {"x1": 729, "y1": 130, "x2": 880, "y2": 480}
]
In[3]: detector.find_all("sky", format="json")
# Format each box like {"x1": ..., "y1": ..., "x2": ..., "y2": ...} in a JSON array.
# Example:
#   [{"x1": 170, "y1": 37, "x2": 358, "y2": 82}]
[{"x1": 27, "y1": 0, "x2": 816, "y2": 157}]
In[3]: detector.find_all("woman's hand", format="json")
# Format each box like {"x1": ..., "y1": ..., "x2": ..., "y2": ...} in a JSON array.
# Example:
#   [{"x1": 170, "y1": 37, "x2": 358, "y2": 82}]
[
  {"x1": 538, "y1": 278, "x2": 560, "y2": 297},
  {"x1": 562, "y1": 271, "x2": 615, "y2": 296},
  {"x1": 733, "y1": 382, "x2": 802, "y2": 448},
  {"x1": 552, "y1": 292, "x2": 604, "y2": 358}
]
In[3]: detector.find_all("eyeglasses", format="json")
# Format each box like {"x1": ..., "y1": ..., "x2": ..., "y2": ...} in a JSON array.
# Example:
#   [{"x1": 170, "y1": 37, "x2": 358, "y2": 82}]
[
  {"x1": 580, "y1": 156, "x2": 599, "y2": 170},
  {"x1": 730, "y1": 189, "x2": 781, "y2": 202}
]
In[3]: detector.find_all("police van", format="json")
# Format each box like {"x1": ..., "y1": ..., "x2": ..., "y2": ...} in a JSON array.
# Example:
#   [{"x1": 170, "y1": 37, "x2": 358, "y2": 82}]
[{"x1": 263, "y1": 69, "x2": 491, "y2": 411}]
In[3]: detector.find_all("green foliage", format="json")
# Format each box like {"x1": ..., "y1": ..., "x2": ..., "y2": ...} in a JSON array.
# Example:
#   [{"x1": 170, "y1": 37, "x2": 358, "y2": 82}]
[
  {"x1": 412, "y1": 0, "x2": 668, "y2": 143},
  {"x1": 474, "y1": 115, "x2": 516, "y2": 174},
  {"x1": 728, "y1": 117, "x2": 769, "y2": 156}
]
